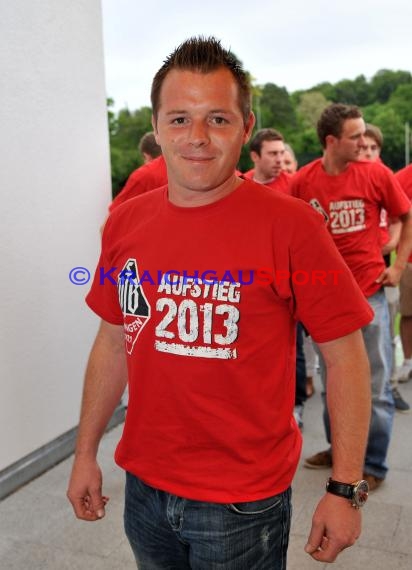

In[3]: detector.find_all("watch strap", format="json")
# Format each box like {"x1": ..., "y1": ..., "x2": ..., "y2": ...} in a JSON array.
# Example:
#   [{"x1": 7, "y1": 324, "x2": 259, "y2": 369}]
[{"x1": 326, "y1": 478, "x2": 355, "y2": 499}]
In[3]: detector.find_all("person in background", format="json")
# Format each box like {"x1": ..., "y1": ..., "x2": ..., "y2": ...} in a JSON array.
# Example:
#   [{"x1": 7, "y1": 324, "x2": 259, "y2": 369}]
[
  {"x1": 243, "y1": 128, "x2": 292, "y2": 194},
  {"x1": 100, "y1": 132, "x2": 167, "y2": 233},
  {"x1": 358, "y1": 123, "x2": 409, "y2": 412},
  {"x1": 138, "y1": 131, "x2": 162, "y2": 164},
  {"x1": 394, "y1": 164, "x2": 412, "y2": 386},
  {"x1": 292, "y1": 103, "x2": 412, "y2": 489},
  {"x1": 358, "y1": 124, "x2": 383, "y2": 163},
  {"x1": 283, "y1": 142, "x2": 298, "y2": 175}
]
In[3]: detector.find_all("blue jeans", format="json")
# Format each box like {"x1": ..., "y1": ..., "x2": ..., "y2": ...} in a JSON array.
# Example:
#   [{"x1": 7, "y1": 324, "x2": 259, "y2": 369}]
[
  {"x1": 317, "y1": 289, "x2": 395, "y2": 479},
  {"x1": 124, "y1": 472, "x2": 292, "y2": 569}
]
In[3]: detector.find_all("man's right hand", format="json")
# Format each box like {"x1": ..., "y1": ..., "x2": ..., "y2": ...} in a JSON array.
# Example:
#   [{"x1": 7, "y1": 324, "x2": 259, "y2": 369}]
[{"x1": 67, "y1": 456, "x2": 109, "y2": 521}]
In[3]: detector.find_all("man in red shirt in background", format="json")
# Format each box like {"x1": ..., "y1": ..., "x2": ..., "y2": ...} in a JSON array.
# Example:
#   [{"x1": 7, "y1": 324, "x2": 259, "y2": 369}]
[
  {"x1": 243, "y1": 128, "x2": 292, "y2": 194},
  {"x1": 100, "y1": 132, "x2": 167, "y2": 234},
  {"x1": 292, "y1": 103, "x2": 412, "y2": 489},
  {"x1": 110, "y1": 153, "x2": 167, "y2": 212},
  {"x1": 394, "y1": 164, "x2": 412, "y2": 383},
  {"x1": 358, "y1": 123, "x2": 408, "y2": 411}
]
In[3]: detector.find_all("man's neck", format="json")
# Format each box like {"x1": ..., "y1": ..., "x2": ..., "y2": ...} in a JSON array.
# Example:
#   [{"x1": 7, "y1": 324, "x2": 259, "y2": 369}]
[
  {"x1": 321, "y1": 154, "x2": 350, "y2": 176},
  {"x1": 253, "y1": 171, "x2": 277, "y2": 184}
]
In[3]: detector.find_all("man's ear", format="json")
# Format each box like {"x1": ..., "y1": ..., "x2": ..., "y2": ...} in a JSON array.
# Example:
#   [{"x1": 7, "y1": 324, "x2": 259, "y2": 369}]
[
  {"x1": 325, "y1": 134, "x2": 336, "y2": 148},
  {"x1": 151, "y1": 115, "x2": 160, "y2": 144},
  {"x1": 250, "y1": 150, "x2": 259, "y2": 165},
  {"x1": 243, "y1": 112, "x2": 256, "y2": 144}
]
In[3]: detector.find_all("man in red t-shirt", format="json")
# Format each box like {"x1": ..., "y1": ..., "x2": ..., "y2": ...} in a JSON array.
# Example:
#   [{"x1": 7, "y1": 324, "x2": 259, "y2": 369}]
[
  {"x1": 67, "y1": 39, "x2": 373, "y2": 567},
  {"x1": 394, "y1": 164, "x2": 412, "y2": 382},
  {"x1": 243, "y1": 128, "x2": 292, "y2": 194},
  {"x1": 99, "y1": 136, "x2": 167, "y2": 235},
  {"x1": 358, "y1": 123, "x2": 408, "y2": 412},
  {"x1": 292, "y1": 104, "x2": 412, "y2": 489},
  {"x1": 109, "y1": 154, "x2": 167, "y2": 212}
]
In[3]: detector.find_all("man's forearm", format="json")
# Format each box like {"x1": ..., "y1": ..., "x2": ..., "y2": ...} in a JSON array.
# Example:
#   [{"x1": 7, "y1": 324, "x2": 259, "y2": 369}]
[
  {"x1": 319, "y1": 330, "x2": 371, "y2": 482},
  {"x1": 75, "y1": 321, "x2": 127, "y2": 458},
  {"x1": 393, "y1": 210, "x2": 412, "y2": 271}
]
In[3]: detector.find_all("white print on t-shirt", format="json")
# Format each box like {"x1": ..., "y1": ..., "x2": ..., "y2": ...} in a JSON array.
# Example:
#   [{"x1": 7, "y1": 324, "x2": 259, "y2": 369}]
[
  {"x1": 154, "y1": 275, "x2": 240, "y2": 359},
  {"x1": 379, "y1": 208, "x2": 388, "y2": 228},
  {"x1": 328, "y1": 200, "x2": 366, "y2": 235},
  {"x1": 309, "y1": 198, "x2": 329, "y2": 223},
  {"x1": 118, "y1": 258, "x2": 151, "y2": 355}
]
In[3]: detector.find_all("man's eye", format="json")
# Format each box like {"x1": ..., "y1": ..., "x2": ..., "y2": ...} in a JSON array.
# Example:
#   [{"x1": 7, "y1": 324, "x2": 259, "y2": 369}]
[
  {"x1": 211, "y1": 117, "x2": 228, "y2": 125},
  {"x1": 172, "y1": 117, "x2": 186, "y2": 124}
]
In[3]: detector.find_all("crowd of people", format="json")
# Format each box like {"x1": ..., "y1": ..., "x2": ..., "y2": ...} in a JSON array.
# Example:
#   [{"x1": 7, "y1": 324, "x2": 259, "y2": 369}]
[
  {"x1": 109, "y1": 115, "x2": 412, "y2": 434},
  {"x1": 67, "y1": 36, "x2": 412, "y2": 569}
]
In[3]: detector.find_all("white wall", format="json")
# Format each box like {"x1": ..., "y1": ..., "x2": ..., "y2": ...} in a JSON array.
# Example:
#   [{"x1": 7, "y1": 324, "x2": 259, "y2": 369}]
[{"x1": 0, "y1": 0, "x2": 111, "y2": 470}]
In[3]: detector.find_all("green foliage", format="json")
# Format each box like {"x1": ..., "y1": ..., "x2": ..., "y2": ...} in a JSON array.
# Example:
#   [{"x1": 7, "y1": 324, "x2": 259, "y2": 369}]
[
  {"x1": 333, "y1": 75, "x2": 371, "y2": 106},
  {"x1": 372, "y1": 108, "x2": 405, "y2": 171},
  {"x1": 370, "y1": 69, "x2": 412, "y2": 104},
  {"x1": 296, "y1": 91, "x2": 330, "y2": 129},
  {"x1": 259, "y1": 83, "x2": 297, "y2": 136},
  {"x1": 289, "y1": 127, "x2": 322, "y2": 167},
  {"x1": 387, "y1": 84, "x2": 412, "y2": 124},
  {"x1": 108, "y1": 102, "x2": 153, "y2": 196}
]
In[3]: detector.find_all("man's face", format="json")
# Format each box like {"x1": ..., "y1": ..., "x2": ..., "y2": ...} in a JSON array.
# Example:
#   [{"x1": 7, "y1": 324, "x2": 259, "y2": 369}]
[
  {"x1": 282, "y1": 149, "x2": 297, "y2": 174},
  {"x1": 331, "y1": 118, "x2": 366, "y2": 163},
  {"x1": 251, "y1": 140, "x2": 285, "y2": 181},
  {"x1": 359, "y1": 136, "x2": 381, "y2": 162},
  {"x1": 152, "y1": 67, "x2": 254, "y2": 203}
]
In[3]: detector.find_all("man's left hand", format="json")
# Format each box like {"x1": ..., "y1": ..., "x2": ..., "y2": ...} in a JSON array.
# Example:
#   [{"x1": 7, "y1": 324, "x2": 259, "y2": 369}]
[
  {"x1": 376, "y1": 265, "x2": 403, "y2": 287},
  {"x1": 305, "y1": 493, "x2": 361, "y2": 562}
]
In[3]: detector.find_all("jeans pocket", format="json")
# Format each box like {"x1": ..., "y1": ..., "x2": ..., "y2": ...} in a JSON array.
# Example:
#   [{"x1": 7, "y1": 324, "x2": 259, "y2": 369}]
[{"x1": 225, "y1": 490, "x2": 287, "y2": 516}]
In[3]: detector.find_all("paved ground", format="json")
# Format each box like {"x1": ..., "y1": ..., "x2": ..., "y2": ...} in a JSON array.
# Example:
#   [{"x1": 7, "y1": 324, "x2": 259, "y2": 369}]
[{"x1": 1, "y1": 373, "x2": 411, "y2": 570}]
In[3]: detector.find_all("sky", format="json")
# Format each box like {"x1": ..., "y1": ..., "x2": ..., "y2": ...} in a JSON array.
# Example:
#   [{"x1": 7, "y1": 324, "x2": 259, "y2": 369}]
[{"x1": 101, "y1": 0, "x2": 412, "y2": 112}]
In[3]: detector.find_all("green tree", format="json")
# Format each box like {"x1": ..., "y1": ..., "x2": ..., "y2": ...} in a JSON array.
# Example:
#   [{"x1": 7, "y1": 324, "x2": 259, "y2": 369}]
[
  {"x1": 333, "y1": 75, "x2": 371, "y2": 106},
  {"x1": 372, "y1": 107, "x2": 405, "y2": 171},
  {"x1": 307, "y1": 82, "x2": 336, "y2": 102},
  {"x1": 108, "y1": 104, "x2": 153, "y2": 196},
  {"x1": 387, "y1": 84, "x2": 412, "y2": 124},
  {"x1": 370, "y1": 69, "x2": 412, "y2": 104},
  {"x1": 289, "y1": 127, "x2": 321, "y2": 167},
  {"x1": 297, "y1": 91, "x2": 330, "y2": 129},
  {"x1": 259, "y1": 83, "x2": 297, "y2": 136}
]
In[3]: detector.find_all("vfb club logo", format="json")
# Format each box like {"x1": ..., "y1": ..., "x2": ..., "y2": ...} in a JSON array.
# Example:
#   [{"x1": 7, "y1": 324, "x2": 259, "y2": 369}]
[{"x1": 118, "y1": 258, "x2": 151, "y2": 355}]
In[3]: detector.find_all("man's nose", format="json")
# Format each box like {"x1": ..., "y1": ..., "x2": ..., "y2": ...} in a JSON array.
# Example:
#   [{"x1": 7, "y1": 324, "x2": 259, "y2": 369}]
[{"x1": 189, "y1": 120, "x2": 209, "y2": 146}]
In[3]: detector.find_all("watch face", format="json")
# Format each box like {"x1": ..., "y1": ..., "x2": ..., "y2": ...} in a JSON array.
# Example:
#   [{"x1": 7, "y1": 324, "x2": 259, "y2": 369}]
[{"x1": 353, "y1": 480, "x2": 369, "y2": 507}]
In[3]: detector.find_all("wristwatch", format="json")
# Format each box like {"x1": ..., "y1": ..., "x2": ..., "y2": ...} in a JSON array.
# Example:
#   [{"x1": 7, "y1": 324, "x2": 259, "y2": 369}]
[{"x1": 326, "y1": 477, "x2": 369, "y2": 508}]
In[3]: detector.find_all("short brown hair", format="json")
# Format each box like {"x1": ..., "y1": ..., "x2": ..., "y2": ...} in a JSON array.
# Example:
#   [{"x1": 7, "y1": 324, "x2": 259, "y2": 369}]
[
  {"x1": 138, "y1": 132, "x2": 162, "y2": 159},
  {"x1": 151, "y1": 36, "x2": 252, "y2": 125},
  {"x1": 364, "y1": 123, "x2": 383, "y2": 149},
  {"x1": 250, "y1": 128, "x2": 284, "y2": 156},
  {"x1": 317, "y1": 103, "x2": 363, "y2": 148}
]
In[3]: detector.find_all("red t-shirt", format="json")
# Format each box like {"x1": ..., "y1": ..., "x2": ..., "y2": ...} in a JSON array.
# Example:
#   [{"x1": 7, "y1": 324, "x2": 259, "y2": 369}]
[
  {"x1": 242, "y1": 169, "x2": 291, "y2": 194},
  {"x1": 87, "y1": 180, "x2": 372, "y2": 503},
  {"x1": 396, "y1": 164, "x2": 412, "y2": 195},
  {"x1": 109, "y1": 156, "x2": 167, "y2": 211},
  {"x1": 395, "y1": 165, "x2": 412, "y2": 262},
  {"x1": 291, "y1": 159, "x2": 411, "y2": 297}
]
